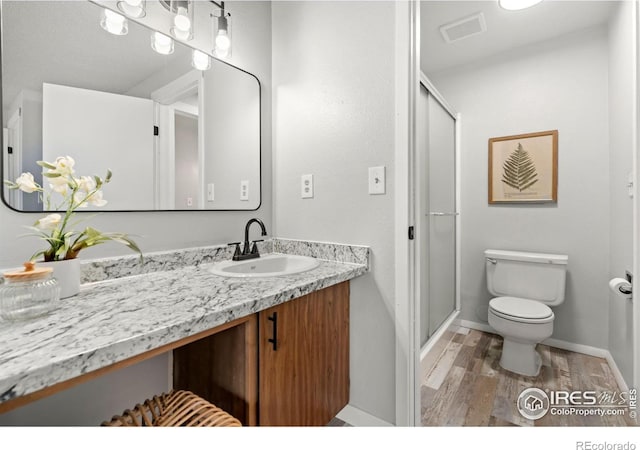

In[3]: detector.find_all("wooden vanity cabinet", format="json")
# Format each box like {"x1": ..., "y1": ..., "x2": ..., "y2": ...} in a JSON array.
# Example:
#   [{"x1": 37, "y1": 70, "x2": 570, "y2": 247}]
[
  {"x1": 258, "y1": 281, "x2": 349, "y2": 426},
  {"x1": 172, "y1": 281, "x2": 350, "y2": 426}
]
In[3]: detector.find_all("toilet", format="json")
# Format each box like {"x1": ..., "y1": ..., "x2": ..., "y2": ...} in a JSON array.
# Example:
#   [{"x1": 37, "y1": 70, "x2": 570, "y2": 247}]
[{"x1": 485, "y1": 249, "x2": 568, "y2": 377}]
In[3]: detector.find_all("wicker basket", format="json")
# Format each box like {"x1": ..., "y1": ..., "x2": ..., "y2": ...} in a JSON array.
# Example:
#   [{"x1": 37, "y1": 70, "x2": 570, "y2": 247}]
[{"x1": 101, "y1": 389, "x2": 242, "y2": 427}]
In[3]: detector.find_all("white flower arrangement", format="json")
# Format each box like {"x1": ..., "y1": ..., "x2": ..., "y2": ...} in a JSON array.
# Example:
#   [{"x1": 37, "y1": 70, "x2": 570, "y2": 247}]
[{"x1": 4, "y1": 156, "x2": 142, "y2": 262}]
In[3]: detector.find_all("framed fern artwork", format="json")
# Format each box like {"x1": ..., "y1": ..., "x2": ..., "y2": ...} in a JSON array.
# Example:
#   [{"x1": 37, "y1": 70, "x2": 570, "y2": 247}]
[{"x1": 488, "y1": 130, "x2": 558, "y2": 204}]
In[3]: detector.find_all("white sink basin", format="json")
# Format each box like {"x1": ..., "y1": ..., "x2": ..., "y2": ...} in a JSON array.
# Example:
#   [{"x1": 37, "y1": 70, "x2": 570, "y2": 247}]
[{"x1": 209, "y1": 254, "x2": 320, "y2": 278}]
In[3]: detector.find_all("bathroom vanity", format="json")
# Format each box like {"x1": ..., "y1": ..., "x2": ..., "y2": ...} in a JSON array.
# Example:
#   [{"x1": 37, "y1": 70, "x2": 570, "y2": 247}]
[
  {"x1": 173, "y1": 281, "x2": 349, "y2": 426},
  {"x1": 0, "y1": 239, "x2": 368, "y2": 426}
]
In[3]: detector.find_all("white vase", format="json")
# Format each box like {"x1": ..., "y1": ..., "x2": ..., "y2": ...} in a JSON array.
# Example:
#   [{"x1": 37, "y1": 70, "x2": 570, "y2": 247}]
[{"x1": 40, "y1": 259, "x2": 81, "y2": 299}]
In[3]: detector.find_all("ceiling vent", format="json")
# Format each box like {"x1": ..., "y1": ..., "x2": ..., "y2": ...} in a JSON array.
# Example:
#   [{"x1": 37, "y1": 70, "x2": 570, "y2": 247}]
[{"x1": 439, "y1": 12, "x2": 487, "y2": 44}]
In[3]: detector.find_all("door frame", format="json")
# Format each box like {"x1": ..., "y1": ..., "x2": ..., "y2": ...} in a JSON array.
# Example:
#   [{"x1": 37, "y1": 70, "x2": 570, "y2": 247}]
[
  {"x1": 393, "y1": 0, "x2": 419, "y2": 427},
  {"x1": 4, "y1": 109, "x2": 22, "y2": 210},
  {"x1": 633, "y1": 0, "x2": 640, "y2": 393},
  {"x1": 151, "y1": 70, "x2": 205, "y2": 209}
]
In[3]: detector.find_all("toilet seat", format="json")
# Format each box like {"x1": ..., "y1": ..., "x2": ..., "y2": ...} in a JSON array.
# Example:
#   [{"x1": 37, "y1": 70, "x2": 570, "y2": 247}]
[{"x1": 489, "y1": 296, "x2": 554, "y2": 324}]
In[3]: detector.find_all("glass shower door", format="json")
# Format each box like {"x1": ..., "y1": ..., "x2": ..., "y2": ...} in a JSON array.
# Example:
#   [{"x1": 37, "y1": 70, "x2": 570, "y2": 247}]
[{"x1": 419, "y1": 84, "x2": 457, "y2": 347}]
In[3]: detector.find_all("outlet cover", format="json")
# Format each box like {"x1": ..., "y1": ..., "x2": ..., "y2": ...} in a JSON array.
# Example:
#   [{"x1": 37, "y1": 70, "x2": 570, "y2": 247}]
[
  {"x1": 240, "y1": 180, "x2": 249, "y2": 201},
  {"x1": 207, "y1": 183, "x2": 215, "y2": 202},
  {"x1": 368, "y1": 166, "x2": 386, "y2": 195},
  {"x1": 301, "y1": 174, "x2": 314, "y2": 199}
]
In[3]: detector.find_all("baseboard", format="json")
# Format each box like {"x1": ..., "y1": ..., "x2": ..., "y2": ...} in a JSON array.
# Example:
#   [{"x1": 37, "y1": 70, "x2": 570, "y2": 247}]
[
  {"x1": 455, "y1": 318, "x2": 494, "y2": 334},
  {"x1": 335, "y1": 404, "x2": 394, "y2": 427},
  {"x1": 604, "y1": 352, "x2": 630, "y2": 392},
  {"x1": 456, "y1": 319, "x2": 630, "y2": 392},
  {"x1": 542, "y1": 337, "x2": 608, "y2": 358}
]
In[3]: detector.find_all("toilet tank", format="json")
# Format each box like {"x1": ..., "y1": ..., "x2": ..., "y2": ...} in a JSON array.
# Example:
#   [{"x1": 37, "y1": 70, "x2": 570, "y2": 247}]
[{"x1": 485, "y1": 249, "x2": 568, "y2": 306}]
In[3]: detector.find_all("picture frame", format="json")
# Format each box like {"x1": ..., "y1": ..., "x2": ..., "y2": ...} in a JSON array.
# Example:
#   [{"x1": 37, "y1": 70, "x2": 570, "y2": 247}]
[{"x1": 488, "y1": 130, "x2": 558, "y2": 204}]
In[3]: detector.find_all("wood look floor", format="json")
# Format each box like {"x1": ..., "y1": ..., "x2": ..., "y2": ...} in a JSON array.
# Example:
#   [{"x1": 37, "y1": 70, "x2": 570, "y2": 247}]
[{"x1": 421, "y1": 328, "x2": 636, "y2": 426}]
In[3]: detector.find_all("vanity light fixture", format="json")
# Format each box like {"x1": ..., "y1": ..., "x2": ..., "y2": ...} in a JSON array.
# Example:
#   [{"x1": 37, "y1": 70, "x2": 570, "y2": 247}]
[
  {"x1": 192, "y1": 49, "x2": 212, "y2": 71},
  {"x1": 499, "y1": 0, "x2": 543, "y2": 11},
  {"x1": 117, "y1": 0, "x2": 146, "y2": 18},
  {"x1": 100, "y1": 8, "x2": 128, "y2": 35},
  {"x1": 151, "y1": 31, "x2": 174, "y2": 55},
  {"x1": 212, "y1": 2, "x2": 231, "y2": 59}
]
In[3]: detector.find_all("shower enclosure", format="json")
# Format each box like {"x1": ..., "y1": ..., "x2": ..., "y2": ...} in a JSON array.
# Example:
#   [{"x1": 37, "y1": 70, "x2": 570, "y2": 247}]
[{"x1": 417, "y1": 75, "x2": 459, "y2": 350}]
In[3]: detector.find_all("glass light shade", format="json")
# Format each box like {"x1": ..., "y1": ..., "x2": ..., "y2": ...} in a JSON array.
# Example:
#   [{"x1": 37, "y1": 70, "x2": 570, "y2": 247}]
[
  {"x1": 213, "y1": 14, "x2": 231, "y2": 59},
  {"x1": 100, "y1": 8, "x2": 128, "y2": 36},
  {"x1": 170, "y1": 2, "x2": 193, "y2": 41},
  {"x1": 117, "y1": 0, "x2": 146, "y2": 18},
  {"x1": 192, "y1": 49, "x2": 211, "y2": 71},
  {"x1": 151, "y1": 32, "x2": 174, "y2": 55},
  {"x1": 174, "y1": 7, "x2": 191, "y2": 31},
  {"x1": 499, "y1": 0, "x2": 543, "y2": 10}
]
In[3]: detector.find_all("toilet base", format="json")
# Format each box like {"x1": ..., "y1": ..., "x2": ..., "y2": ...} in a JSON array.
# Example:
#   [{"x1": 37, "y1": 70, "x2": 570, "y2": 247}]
[{"x1": 499, "y1": 338, "x2": 542, "y2": 377}]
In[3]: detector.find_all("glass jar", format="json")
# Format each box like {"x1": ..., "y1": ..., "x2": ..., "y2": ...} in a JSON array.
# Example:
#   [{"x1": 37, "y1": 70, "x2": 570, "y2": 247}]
[{"x1": 0, "y1": 262, "x2": 60, "y2": 321}]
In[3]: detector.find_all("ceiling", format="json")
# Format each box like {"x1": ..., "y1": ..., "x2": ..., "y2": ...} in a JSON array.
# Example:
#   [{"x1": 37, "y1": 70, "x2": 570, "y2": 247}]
[
  {"x1": 421, "y1": 0, "x2": 618, "y2": 74},
  {"x1": 2, "y1": 1, "x2": 192, "y2": 115}
]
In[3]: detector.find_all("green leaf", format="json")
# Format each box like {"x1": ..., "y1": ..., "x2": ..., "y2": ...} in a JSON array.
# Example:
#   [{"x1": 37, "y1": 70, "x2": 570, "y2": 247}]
[
  {"x1": 501, "y1": 143, "x2": 539, "y2": 192},
  {"x1": 105, "y1": 169, "x2": 112, "y2": 183},
  {"x1": 30, "y1": 249, "x2": 46, "y2": 262},
  {"x1": 43, "y1": 172, "x2": 62, "y2": 178},
  {"x1": 37, "y1": 161, "x2": 57, "y2": 170},
  {"x1": 55, "y1": 245, "x2": 67, "y2": 258}
]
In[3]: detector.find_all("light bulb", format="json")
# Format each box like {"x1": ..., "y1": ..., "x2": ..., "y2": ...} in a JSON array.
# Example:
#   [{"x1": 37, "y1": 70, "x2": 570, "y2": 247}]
[
  {"x1": 171, "y1": 5, "x2": 192, "y2": 40},
  {"x1": 174, "y1": 7, "x2": 191, "y2": 32},
  {"x1": 215, "y1": 30, "x2": 231, "y2": 57},
  {"x1": 100, "y1": 9, "x2": 128, "y2": 35},
  {"x1": 151, "y1": 32, "x2": 174, "y2": 55},
  {"x1": 192, "y1": 50, "x2": 211, "y2": 71},
  {"x1": 118, "y1": 0, "x2": 146, "y2": 18},
  {"x1": 498, "y1": 0, "x2": 543, "y2": 11}
]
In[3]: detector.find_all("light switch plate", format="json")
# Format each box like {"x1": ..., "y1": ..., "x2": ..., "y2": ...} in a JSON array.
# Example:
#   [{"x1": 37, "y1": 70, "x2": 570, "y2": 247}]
[
  {"x1": 240, "y1": 180, "x2": 249, "y2": 201},
  {"x1": 368, "y1": 166, "x2": 386, "y2": 195},
  {"x1": 301, "y1": 174, "x2": 314, "y2": 198},
  {"x1": 207, "y1": 183, "x2": 215, "y2": 202}
]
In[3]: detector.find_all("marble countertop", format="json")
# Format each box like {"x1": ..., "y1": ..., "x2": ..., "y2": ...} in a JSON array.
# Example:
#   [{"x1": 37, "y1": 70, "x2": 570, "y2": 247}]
[{"x1": 0, "y1": 251, "x2": 367, "y2": 406}]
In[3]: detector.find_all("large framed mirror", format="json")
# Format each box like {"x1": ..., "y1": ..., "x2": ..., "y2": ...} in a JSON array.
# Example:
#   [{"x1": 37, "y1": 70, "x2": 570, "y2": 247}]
[{"x1": 1, "y1": 0, "x2": 261, "y2": 212}]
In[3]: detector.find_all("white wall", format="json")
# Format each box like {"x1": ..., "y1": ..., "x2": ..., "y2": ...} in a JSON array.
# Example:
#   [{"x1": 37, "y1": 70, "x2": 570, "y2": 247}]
[
  {"x1": 430, "y1": 27, "x2": 611, "y2": 348},
  {"x1": 0, "y1": 1, "x2": 271, "y2": 425},
  {"x1": 607, "y1": 1, "x2": 636, "y2": 386},
  {"x1": 272, "y1": 1, "x2": 396, "y2": 423}
]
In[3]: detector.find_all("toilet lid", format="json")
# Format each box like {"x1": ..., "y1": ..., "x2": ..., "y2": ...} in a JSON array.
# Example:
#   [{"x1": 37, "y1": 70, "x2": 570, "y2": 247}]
[{"x1": 489, "y1": 296, "x2": 553, "y2": 320}]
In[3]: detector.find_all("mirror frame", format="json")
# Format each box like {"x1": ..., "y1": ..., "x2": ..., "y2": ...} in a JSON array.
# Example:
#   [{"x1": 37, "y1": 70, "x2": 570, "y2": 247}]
[{"x1": 0, "y1": 0, "x2": 262, "y2": 213}]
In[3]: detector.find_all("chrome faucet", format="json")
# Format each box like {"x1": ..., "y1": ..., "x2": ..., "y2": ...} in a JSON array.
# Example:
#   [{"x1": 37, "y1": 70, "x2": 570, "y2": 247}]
[{"x1": 228, "y1": 218, "x2": 267, "y2": 261}]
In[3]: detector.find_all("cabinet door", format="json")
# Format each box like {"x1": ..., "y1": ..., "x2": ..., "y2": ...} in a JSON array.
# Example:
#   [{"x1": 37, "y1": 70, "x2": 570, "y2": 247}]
[{"x1": 259, "y1": 282, "x2": 349, "y2": 426}]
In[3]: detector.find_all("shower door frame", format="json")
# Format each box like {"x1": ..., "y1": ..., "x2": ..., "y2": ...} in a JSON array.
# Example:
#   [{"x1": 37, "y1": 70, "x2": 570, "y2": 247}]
[{"x1": 416, "y1": 73, "x2": 462, "y2": 361}]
